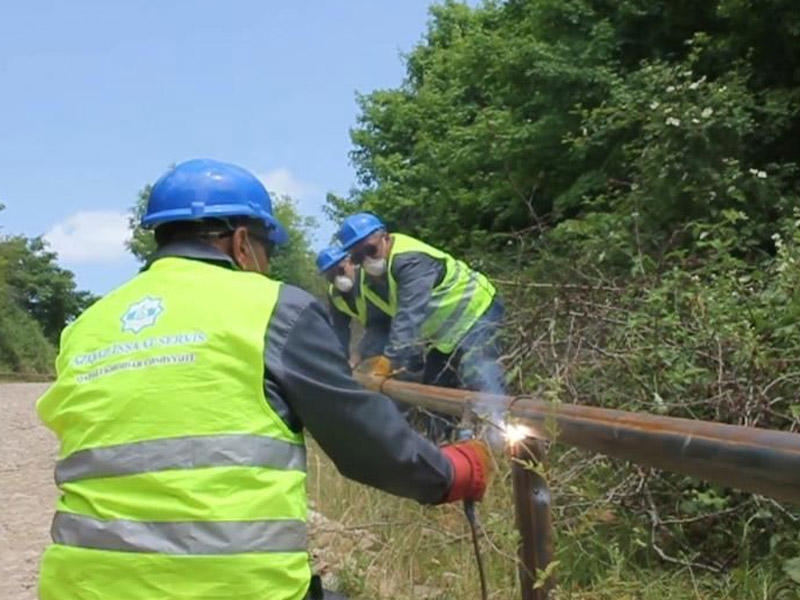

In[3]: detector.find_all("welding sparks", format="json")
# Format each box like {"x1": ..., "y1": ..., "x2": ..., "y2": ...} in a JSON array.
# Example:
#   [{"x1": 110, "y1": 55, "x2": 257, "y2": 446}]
[{"x1": 503, "y1": 423, "x2": 532, "y2": 445}]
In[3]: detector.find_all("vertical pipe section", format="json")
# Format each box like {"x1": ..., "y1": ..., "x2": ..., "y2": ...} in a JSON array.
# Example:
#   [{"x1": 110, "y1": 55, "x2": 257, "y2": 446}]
[{"x1": 511, "y1": 438, "x2": 554, "y2": 600}]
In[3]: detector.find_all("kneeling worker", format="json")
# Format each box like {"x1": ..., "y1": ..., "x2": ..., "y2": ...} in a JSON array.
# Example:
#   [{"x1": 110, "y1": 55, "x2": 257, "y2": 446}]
[
  {"x1": 316, "y1": 246, "x2": 390, "y2": 367},
  {"x1": 336, "y1": 212, "x2": 506, "y2": 398},
  {"x1": 36, "y1": 160, "x2": 492, "y2": 600}
]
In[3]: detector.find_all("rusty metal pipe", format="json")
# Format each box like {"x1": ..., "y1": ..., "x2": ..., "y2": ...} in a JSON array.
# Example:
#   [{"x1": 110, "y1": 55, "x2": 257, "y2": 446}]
[
  {"x1": 511, "y1": 439, "x2": 554, "y2": 600},
  {"x1": 355, "y1": 373, "x2": 800, "y2": 505}
]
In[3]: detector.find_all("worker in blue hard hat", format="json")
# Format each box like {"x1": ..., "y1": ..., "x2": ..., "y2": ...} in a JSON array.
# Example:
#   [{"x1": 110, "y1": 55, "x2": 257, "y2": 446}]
[
  {"x1": 316, "y1": 245, "x2": 390, "y2": 367},
  {"x1": 336, "y1": 212, "x2": 506, "y2": 402},
  {"x1": 36, "y1": 159, "x2": 493, "y2": 600}
]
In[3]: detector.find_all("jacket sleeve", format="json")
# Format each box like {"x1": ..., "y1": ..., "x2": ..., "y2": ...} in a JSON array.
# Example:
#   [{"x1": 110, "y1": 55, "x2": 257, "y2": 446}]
[
  {"x1": 383, "y1": 252, "x2": 444, "y2": 368},
  {"x1": 264, "y1": 285, "x2": 453, "y2": 504}
]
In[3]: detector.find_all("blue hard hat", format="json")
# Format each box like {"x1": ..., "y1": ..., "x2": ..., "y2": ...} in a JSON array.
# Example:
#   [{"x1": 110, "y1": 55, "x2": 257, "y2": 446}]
[
  {"x1": 336, "y1": 212, "x2": 385, "y2": 250},
  {"x1": 316, "y1": 246, "x2": 348, "y2": 274},
  {"x1": 142, "y1": 158, "x2": 289, "y2": 245}
]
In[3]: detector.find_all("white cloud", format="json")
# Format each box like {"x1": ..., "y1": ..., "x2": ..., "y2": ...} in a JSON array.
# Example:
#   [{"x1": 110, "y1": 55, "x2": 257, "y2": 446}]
[
  {"x1": 45, "y1": 210, "x2": 131, "y2": 264},
  {"x1": 257, "y1": 167, "x2": 335, "y2": 246},
  {"x1": 258, "y1": 168, "x2": 319, "y2": 200}
]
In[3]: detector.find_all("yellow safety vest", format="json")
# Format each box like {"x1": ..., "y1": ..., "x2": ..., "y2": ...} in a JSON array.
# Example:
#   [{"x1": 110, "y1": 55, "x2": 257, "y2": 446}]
[
  {"x1": 37, "y1": 257, "x2": 309, "y2": 600},
  {"x1": 362, "y1": 233, "x2": 496, "y2": 353}
]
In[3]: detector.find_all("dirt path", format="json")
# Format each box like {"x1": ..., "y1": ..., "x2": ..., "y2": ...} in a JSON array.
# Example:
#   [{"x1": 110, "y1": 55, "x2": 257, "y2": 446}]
[{"x1": 0, "y1": 383, "x2": 55, "y2": 600}]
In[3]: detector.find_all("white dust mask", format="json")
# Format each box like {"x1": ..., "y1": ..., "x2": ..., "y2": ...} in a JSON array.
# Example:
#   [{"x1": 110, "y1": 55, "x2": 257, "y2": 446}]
[
  {"x1": 363, "y1": 256, "x2": 387, "y2": 276},
  {"x1": 334, "y1": 275, "x2": 354, "y2": 293}
]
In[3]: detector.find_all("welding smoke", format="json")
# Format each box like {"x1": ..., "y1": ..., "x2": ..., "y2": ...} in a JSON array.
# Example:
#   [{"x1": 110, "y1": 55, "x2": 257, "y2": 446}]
[
  {"x1": 456, "y1": 312, "x2": 509, "y2": 449},
  {"x1": 467, "y1": 356, "x2": 508, "y2": 449}
]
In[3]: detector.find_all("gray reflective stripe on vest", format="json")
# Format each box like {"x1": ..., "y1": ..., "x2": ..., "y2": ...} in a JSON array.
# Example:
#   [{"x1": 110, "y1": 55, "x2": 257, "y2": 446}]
[
  {"x1": 56, "y1": 434, "x2": 306, "y2": 484},
  {"x1": 51, "y1": 511, "x2": 307, "y2": 555},
  {"x1": 428, "y1": 271, "x2": 479, "y2": 343}
]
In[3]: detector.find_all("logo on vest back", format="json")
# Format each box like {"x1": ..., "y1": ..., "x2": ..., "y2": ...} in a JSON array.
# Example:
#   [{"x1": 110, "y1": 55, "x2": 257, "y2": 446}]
[{"x1": 121, "y1": 297, "x2": 164, "y2": 334}]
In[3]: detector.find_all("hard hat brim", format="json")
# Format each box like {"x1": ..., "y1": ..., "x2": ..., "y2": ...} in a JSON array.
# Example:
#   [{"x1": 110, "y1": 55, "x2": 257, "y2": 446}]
[
  {"x1": 339, "y1": 224, "x2": 383, "y2": 250},
  {"x1": 317, "y1": 255, "x2": 347, "y2": 274},
  {"x1": 142, "y1": 206, "x2": 290, "y2": 246},
  {"x1": 263, "y1": 214, "x2": 290, "y2": 246}
]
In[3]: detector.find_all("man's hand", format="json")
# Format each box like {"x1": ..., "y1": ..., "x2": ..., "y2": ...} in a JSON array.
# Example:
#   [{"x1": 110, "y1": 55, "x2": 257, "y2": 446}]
[
  {"x1": 439, "y1": 439, "x2": 493, "y2": 503},
  {"x1": 356, "y1": 355, "x2": 395, "y2": 378}
]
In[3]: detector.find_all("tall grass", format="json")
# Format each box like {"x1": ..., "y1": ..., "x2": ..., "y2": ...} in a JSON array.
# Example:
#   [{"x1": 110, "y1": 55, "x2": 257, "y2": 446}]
[{"x1": 307, "y1": 439, "x2": 797, "y2": 599}]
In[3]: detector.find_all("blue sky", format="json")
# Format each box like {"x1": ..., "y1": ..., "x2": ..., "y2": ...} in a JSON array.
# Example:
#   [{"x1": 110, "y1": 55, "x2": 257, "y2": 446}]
[{"x1": 0, "y1": 1, "x2": 448, "y2": 294}]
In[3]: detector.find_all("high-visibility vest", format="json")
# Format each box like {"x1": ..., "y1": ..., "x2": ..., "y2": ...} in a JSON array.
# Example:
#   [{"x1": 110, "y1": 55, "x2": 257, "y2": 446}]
[
  {"x1": 362, "y1": 233, "x2": 496, "y2": 353},
  {"x1": 328, "y1": 270, "x2": 368, "y2": 325},
  {"x1": 36, "y1": 257, "x2": 309, "y2": 600}
]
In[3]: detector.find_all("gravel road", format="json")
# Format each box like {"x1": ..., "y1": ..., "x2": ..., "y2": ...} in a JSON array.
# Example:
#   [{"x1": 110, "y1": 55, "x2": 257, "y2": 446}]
[{"x1": 0, "y1": 383, "x2": 55, "y2": 600}]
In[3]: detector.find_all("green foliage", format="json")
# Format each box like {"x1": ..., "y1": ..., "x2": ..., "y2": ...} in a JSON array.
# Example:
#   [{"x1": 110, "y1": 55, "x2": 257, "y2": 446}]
[
  {"x1": 0, "y1": 204, "x2": 92, "y2": 375},
  {"x1": 270, "y1": 199, "x2": 325, "y2": 295},
  {"x1": 1, "y1": 236, "x2": 98, "y2": 344},
  {"x1": 333, "y1": 0, "x2": 619, "y2": 248},
  {"x1": 127, "y1": 185, "x2": 322, "y2": 294},
  {"x1": 564, "y1": 35, "x2": 797, "y2": 266},
  {"x1": 331, "y1": 0, "x2": 800, "y2": 593},
  {"x1": 334, "y1": 0, "x2": 800, "y2": 257},
  {"x1": 497, "y1": 216, "x2": 800, "y2": 588},
  {"x1": 0, "y1": 287, "x2": 55, "y2": 375},
  {"x1": 126, "y1": 184, "x2": 153, "y2": 264}
]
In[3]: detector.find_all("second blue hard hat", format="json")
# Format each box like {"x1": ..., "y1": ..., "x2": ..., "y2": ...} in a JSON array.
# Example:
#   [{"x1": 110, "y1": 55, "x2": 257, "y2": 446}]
[
  {"x1": 336, "y1": 212, "x2": 385, "y2": 250},
  {"x1": 142, "y1": 158, "x2": 289, "y2": 245},
  {"x1": 316, "y1": 246, "x2": 348, "y2": 273}
]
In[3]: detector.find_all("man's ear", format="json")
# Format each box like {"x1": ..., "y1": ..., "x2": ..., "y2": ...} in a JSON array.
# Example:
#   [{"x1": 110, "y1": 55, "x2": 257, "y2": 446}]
[{"x1": 230, "y1": 227, "x2": 251, "y2": 269}]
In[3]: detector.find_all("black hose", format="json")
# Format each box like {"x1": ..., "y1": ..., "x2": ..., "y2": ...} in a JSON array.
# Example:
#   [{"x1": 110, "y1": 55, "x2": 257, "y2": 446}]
[
  {"x1": 464, "y1": 499, "x2": 489, "y2": 600},
  {"x1": 456, "y1": 427, "x2": 489, "y2": 600}
]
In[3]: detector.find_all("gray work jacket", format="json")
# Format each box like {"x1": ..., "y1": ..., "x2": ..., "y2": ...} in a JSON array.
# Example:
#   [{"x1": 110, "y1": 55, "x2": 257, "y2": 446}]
[
  {"x1": 146, "y1": 242, "x2": 453, "y2": 504},
  {"x1": 367, "y1": 251, "x2": 446, "y2": 367}
]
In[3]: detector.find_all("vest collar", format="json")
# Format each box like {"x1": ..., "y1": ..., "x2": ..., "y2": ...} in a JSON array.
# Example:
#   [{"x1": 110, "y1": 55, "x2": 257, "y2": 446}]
[{"x1": 145, "y1": 241, "x2": 238, "y2": 271}]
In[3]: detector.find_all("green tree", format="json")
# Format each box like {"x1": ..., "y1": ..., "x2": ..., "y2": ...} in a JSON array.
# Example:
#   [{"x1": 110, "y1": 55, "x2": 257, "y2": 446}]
[
  {"x1": 269, "y1": 199, "x2": 324, "y2": 294},
  {"x1": 326, "y1": 0, "x2": 800, "y2": 585},
  {"x1": 0, "y1": 285, "x2": 55, "y2": 374},
  {"x1": 331, "y1": 0, "x2": 800, "y2": 258},
  {"x1": 0, "y1": 203, "x2": 98, "y2": 374},
  {"x1": 127, "y1": 185, "x2": 322, "y2": 294},
  {"x1": 328, "y1": 0, "x2": 619, "y2": 250},
  {"x1": 0, "y1": 236, "x2": 98, "y2": 344},
  {"x1": 0, "y1": 206, "x2": 52, "y2": 373},
  {"x1": 126, "y1": 184, "x2": 153, "y2": 264}
]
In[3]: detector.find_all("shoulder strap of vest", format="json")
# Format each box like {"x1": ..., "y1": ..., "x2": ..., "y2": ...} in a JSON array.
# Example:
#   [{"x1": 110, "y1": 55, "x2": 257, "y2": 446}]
[
  {"x1": 328, "y1": 282, "x2": 368, "y2": 324},
  {"x1": 361, "y1": 264, "x2": 395, "y2": 317}
]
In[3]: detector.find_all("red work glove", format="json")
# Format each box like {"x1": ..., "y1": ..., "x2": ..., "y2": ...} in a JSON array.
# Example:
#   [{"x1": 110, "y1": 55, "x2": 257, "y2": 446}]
[{"x1": 440, "y1": 439, "x2": 493, "y2": 503}]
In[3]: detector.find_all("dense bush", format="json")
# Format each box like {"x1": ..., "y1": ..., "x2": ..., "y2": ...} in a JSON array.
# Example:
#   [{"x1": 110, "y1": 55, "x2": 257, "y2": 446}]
[
  {"x1": 328, "y1": 0, "x2": 800, "y2": 591},
  {"x1": 0, "y1": 283, "x2": 54, "y2": 375}
]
